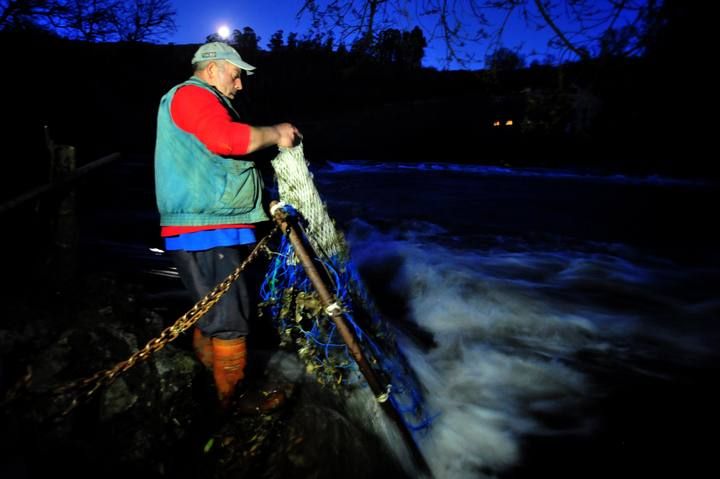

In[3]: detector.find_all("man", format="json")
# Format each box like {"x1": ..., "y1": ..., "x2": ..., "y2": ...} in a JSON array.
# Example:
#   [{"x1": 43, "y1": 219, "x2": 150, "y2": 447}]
[{"x1": 154, "y1": 42, "x2": 299, "y2": 411}]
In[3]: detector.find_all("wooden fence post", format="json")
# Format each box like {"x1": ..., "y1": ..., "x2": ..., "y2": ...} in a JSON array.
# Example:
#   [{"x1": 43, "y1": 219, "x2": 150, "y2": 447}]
[{"x1": 52, "y1": 144, "x2": 78, "y2": 292}]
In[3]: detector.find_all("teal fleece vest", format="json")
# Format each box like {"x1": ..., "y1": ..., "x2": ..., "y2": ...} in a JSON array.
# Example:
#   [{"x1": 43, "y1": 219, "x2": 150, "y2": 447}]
[{"x1": 154, "y1": 77, "x2": 268, "y2": 226}]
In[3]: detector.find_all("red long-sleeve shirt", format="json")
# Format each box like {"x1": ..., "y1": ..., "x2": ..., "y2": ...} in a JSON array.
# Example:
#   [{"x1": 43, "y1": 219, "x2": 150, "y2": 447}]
[
  {"x1": 161, "y1": 84, "x2": 254, "y2": 237},
  {"x1": 170, "y1": 85, "x2": 251, "y2": 156}
]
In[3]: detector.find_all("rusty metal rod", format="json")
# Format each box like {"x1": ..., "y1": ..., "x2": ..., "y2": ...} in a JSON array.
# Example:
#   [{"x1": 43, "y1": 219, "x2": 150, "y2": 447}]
[{"x1": 270, "y1": 201, "x2": 432, "y2": 476}]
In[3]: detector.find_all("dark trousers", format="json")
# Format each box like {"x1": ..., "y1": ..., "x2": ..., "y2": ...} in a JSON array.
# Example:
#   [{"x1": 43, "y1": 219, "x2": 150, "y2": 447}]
[{"x1": 171, "y1": 245, "x2": 254, "y2": 339}]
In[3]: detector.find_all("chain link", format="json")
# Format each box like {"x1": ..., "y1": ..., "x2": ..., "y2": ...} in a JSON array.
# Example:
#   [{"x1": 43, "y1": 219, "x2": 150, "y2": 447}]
[{"x1": 53, "y1": 226, "x2": 279, "y2": 416}]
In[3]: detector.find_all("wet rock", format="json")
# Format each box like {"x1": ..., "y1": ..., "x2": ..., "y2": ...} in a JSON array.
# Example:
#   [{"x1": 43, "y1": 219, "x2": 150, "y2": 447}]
[
  {"x1": 100, "y1": 376, "x2": 138, "y2": 419},
  {"x1": 1, "y1": 272, "x2": 412, "y2": 479}
]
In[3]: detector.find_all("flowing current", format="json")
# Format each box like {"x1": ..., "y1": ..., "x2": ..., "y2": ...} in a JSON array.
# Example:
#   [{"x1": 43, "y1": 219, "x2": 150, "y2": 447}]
[{"x1": 84, "y1": 158, "x2": 720, "y2": 478}]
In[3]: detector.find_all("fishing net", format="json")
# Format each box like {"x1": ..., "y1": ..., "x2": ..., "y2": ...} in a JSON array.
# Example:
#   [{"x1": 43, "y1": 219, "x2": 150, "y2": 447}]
[{"x1": 261, "y1": 144, "x2": 433, "y2": 437}]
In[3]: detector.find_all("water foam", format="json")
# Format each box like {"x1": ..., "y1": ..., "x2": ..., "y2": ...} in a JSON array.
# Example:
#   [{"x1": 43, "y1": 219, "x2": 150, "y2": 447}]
[{"x1": 344, "y1": 218, "x2": 719, "y2": 478}]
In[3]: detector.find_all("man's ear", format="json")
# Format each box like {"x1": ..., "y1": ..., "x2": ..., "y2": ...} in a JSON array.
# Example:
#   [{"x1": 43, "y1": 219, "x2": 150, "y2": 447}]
[{"x1": 206, "y1": 61, "x2": 218, "y2": 78}]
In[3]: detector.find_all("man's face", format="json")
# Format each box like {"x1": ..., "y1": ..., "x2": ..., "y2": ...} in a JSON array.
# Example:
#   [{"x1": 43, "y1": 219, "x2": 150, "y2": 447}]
[{"x1": 212, "y1": 61, "x2": 243, "y2": 99}]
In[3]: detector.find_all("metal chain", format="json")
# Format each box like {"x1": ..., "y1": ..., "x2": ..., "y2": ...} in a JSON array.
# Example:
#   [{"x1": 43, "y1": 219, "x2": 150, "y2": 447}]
[{"x1": 53, "y1": 226, "x2": 279, "y2": 417}]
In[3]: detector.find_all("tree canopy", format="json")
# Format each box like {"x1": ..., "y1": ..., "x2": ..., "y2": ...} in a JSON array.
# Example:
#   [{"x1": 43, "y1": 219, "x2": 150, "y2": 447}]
[
  {"x1": 0, "y1": 0, "x2": 176, "y2": 42},
  {"x1": 297, "y1": 1, "x2": 665, "y2": 66}
]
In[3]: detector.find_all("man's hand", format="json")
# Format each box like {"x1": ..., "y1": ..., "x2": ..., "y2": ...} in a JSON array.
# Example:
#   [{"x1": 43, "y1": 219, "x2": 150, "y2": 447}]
[
  {"x1": 247, "y1": 123, "x2": 302, "y2": 153},
  {"x1": 275, "y1": 123, "x2": 301, "y2": 148}
]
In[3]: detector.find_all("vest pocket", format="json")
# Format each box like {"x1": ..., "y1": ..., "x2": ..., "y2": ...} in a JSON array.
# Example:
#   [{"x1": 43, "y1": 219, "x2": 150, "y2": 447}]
[{"x1": 219, "y1": 167, "x2": 259, "y2": 212}]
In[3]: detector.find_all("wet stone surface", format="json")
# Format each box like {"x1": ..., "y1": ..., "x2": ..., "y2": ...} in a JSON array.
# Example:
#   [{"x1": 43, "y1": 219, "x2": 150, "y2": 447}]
[{"x1": 0, "y1": 272, "x2": 409, "y2": 479}]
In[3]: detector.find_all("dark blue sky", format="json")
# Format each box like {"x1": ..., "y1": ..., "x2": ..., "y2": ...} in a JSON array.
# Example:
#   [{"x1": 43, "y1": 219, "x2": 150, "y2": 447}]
[
  {"x1": 165, "y1": 1, "x2": 625, "y2": 69},
  {"x1": 167, "y1": 1, "x2": 311, "y2": 47}
]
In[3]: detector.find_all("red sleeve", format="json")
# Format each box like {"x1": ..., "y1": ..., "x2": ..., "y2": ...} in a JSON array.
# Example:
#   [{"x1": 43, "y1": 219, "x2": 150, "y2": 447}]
[{"x1": 170, "y1": 85, "x2": 251, "y2": 156}]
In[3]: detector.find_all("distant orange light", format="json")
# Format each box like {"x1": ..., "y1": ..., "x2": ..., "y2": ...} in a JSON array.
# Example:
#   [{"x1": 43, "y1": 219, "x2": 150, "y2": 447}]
[
  {"x1": 493, "y1": 120, "x2": 501, "y2": 127},
  {"x1": 505, "y1": 120, "x2": 513, "y2": 126}
]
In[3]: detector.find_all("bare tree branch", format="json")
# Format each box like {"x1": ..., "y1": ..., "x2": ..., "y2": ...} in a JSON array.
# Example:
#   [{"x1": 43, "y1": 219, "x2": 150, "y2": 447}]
[
  {"x1": 113, "y1": 0, "x2": 176, "y2": 42},
  {"x1": 1, "y1": 0, "x2": 175, "y2": 42},
  {"x1": 533, "y1": 0, "x2": 590, "y2": 60},
  {"x1": 297, "y1": 0, "x2": 663, "y2": 66}
]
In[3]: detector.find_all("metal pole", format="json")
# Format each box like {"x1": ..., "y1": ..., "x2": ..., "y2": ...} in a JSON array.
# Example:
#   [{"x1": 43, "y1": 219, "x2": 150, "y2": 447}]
[{"x1": 270, "y1": 201, "x2": 432, "y2": 476}]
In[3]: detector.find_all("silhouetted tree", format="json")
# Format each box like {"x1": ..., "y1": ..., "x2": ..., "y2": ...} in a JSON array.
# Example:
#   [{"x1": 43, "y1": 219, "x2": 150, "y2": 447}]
[
  {"x1": 374, "y1": 28, "x2": 402, "y2": 64},
  {"x1": 0, "y1": 0, "x2": 59, "y2": 32},
  {"x1": 350, "y1": 34, "x2": 372, "y2": 57},
  {"x1": 298, "y1": 1, "x2": 664, "y2": 66},
  {"x1": 0, "y1": 0, "x2": 176, "y2": 41},
  {"x1": 296, "y1": 31, "x2": 326, "y2": 51},
  {"x1": 485, "y1": 46, "x2": 525, "y2": 71},
  {"x1": 111, "y1": 0, "x2": 176, "y2": 42},
  {"x1": 54, "y1": 0, "x2": 117, "y2": 41},
  {"x1": 268, "y1": 29, "x2": 284, "y2": 51},
  {"x1": 322, "y1": 32, "x2": 334, "y2": 52},
  {"x1": 299, "y1": 0, "x2": 389, "y2": 47},
  {"x1": 286, "y1": 31, "x2": 298, "y2": 49},
  {"x1": 373, "y1": 26, "x2": 426, "y2": 68},
  {"x1": 233, "y1": 26, "x2": 259, "y2": 52},
  {"x1": 399, "y1": 26, "x2": 426, "y2": 69}
]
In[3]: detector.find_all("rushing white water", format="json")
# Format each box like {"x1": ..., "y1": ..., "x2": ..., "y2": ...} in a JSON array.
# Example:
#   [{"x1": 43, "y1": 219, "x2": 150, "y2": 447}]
[
  {"x1": 296, "y1": 162, "x2": 720, "y2": 478},
  {"x1": 337, "y1": 213, "x2": 719, "y2": 478}
]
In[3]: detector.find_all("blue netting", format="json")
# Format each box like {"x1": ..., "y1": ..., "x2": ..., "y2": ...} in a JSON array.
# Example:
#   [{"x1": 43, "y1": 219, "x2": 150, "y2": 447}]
[{"x1": 259, "y1": 209, "x2": 434, "y2": 433}]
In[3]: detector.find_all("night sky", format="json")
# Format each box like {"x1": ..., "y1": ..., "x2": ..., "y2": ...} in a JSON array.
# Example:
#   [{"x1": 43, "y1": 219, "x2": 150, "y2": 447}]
[
  {"x1": 166, "y1": 0, "x2": 564, "y2": 69},
  {"x1": 167, "y1": 1, "x2": 312, "y2": 47}
]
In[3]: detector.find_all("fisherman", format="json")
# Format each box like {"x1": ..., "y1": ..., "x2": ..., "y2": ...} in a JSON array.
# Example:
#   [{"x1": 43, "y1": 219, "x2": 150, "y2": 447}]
[{"x1": 154, "y1": 41, "x2": 300, "y2": 411}]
